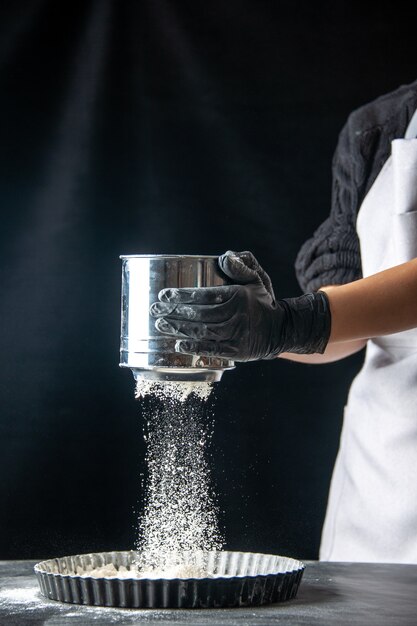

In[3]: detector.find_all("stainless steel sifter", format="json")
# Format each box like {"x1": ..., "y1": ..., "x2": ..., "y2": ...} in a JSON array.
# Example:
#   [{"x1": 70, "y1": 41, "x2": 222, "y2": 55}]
[{"x1": 119, "y1": 254, "x2": 235, "y2": 383}]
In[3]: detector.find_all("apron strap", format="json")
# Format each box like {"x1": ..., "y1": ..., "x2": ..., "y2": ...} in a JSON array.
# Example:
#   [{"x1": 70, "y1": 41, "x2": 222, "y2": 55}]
[{"x1": 405, "y1": 107, "x2": 417, "y2": 139}]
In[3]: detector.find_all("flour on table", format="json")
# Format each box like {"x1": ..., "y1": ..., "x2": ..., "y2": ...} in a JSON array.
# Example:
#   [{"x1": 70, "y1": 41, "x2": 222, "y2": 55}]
[{"x1": 0, "y1": 581, "x2": 63, "y2": 614}]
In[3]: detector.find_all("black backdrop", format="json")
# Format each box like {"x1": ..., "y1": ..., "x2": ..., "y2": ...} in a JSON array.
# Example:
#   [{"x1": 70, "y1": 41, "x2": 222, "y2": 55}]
[{"x1": 1, "y1": 0, "x2": 416, "y2": 561}]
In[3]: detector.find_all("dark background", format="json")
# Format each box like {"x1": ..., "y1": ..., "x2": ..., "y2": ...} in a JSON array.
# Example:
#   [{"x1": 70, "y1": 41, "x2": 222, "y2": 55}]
[{"x1": 1, "y1": 0, "x2": 416, "y2": 561}]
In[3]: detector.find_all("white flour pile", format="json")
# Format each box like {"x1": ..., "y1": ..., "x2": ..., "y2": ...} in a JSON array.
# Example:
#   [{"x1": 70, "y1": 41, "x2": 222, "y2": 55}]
[
  {"x1": 74, "y1": 564, "x2": 135, "y2": 578},
  {"x1": 134, "y1": 380, "x2": 223, "y2": 577},
  {"x1": 75, "y1": 561, "x2": 209, "y2": 579}
]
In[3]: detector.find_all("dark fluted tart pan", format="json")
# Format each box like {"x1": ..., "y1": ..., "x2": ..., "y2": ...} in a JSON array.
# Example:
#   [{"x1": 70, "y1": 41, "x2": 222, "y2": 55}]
[{"x1": 34, "y1": 549, "x2": 305, "y2": 609}]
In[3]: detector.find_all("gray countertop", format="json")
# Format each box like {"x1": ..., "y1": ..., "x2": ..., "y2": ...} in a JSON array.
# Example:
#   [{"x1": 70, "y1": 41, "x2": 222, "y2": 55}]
[{"x1": 1, "y1": 559, "x2": 416, "y2": 625}]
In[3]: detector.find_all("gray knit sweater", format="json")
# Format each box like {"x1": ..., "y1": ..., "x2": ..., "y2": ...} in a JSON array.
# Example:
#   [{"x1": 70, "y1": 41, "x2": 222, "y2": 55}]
[{"x1": 295, "y1": 79, "x2": 417, "y2": 293}]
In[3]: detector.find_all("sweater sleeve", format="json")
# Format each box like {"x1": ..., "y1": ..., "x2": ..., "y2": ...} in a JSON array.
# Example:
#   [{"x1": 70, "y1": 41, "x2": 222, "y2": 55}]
[
  {"x1": 295, "y1": 119, "x2": 362, "y2": 293},
  {"x1": 295, "y1": 79, "x2": 417, "y2": 293}
]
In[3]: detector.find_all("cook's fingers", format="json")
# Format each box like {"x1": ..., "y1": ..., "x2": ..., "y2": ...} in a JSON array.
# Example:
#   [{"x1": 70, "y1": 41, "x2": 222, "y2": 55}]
[
  {"x1": 150, "y1": 295, "x2": 239, "y2": 322},
  {"x1": 219, "y1": 250, "x2": 275, "y2": 301},
  {"x1": 158, "y1": 285, "x2": 238, "y2": 305},
  {"x1": 219, "y1": 250, "x2": 260, "y2": 284},
  {"x1": 155, "y1": 317, "x2": 232, "y2": 341},
  {"x1": 175, "y1": 340, "x2": 239, "y2": 359},
  {"x1": 149, "y1": 302, "x2": 177, "y2": 317}
]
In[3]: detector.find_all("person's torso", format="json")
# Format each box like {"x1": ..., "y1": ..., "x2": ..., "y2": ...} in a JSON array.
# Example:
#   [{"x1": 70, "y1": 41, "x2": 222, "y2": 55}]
[{"x1": 320, "y1": 108, "x2": 417, "y2": 563}]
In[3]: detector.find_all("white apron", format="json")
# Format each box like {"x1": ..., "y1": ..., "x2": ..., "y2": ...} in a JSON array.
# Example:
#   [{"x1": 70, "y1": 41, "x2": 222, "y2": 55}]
[{"x1": 320, "y1": 111, "x2": 417, "y2": 563}]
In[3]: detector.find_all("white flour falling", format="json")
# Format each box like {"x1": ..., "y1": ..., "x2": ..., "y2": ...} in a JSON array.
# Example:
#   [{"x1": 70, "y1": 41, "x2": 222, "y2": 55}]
[
  {"x1": 134, "y1": 381, "x2": 223, "y2": 577},
  {"x1": 135, "y1": 379, "x2": 214, "y2": 402}
]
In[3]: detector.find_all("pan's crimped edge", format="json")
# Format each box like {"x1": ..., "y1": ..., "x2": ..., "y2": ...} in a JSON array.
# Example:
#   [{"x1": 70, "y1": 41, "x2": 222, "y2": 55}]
[{"x1": 34, "y1": 550, "x2": 305, "y2": 609}]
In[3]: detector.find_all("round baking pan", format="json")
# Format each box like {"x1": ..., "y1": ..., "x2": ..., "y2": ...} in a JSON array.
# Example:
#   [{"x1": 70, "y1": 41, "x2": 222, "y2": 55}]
[{"x1": 34, "y1": 550, "x2": 305, "y2": 609}]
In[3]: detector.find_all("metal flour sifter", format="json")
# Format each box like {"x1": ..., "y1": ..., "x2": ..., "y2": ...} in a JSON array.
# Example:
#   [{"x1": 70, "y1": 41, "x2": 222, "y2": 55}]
[{"x1": 119, "y1": 254, "x2": 235, "y2": 383}]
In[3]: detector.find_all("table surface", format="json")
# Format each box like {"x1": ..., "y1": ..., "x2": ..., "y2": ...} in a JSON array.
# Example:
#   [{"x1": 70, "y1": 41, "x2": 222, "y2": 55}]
[{"x1": 1, "y1": 559, "x2": 417, "y2": 625}]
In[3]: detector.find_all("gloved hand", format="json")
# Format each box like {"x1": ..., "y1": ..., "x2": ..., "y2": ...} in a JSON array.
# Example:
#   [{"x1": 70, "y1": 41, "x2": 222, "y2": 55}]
[{"x1": 149, "y1": 250, "x2": 331, "y2": 361}]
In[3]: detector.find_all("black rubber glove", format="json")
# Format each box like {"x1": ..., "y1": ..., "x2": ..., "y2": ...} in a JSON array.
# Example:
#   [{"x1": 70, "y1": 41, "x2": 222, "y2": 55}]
[{"x1": 149, "y1": 250, "x2": 331, "y2": 362}]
